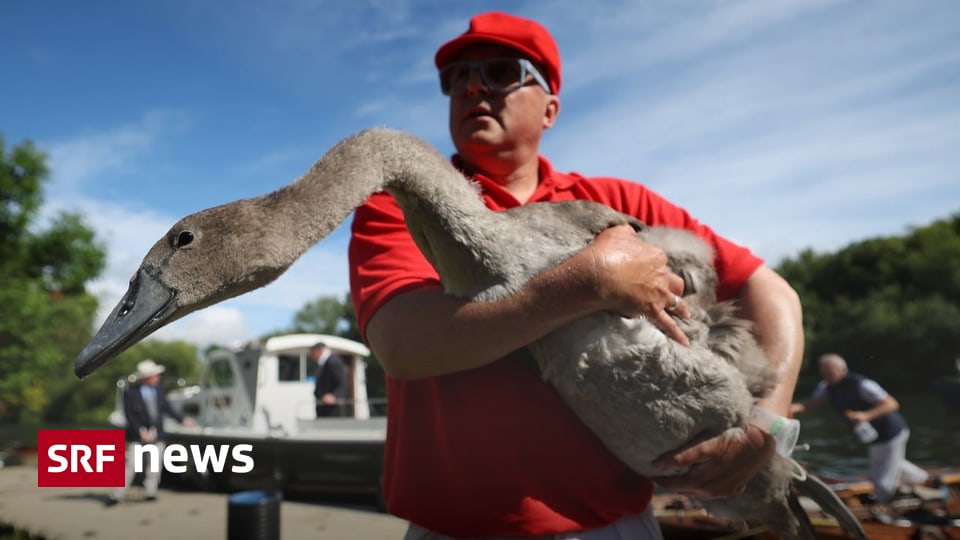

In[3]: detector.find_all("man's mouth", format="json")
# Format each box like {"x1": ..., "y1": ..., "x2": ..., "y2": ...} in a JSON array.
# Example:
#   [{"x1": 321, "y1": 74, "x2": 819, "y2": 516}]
[{"x1": 467, "y1": 106, "x2": 493, "y2": 119}]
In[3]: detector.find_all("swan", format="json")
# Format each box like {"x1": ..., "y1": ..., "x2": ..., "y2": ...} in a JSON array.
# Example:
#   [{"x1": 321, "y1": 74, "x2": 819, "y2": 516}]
[{"x1": 74, "y1": 128, "x2": 864, "y2": 539}]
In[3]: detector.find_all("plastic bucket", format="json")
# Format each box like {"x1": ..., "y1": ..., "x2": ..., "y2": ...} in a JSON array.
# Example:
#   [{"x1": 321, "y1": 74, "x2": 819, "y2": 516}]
[{"x1": 227, "y1": 490, "x2": 281, "y2": 540}]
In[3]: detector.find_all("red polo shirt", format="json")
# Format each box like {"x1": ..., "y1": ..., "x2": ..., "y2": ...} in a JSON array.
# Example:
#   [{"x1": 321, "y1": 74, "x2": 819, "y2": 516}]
[{"x1": 348, "y1": 156, "x2": 762, "y2": 537}]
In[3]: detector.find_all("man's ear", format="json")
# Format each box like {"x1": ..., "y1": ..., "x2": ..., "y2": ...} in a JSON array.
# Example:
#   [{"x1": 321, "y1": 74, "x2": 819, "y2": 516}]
[{"x1": 543, "y1": 95, "x2": 560, "y2": 130}]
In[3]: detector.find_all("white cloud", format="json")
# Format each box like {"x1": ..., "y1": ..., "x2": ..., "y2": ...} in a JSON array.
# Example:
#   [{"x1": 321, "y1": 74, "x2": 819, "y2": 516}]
[
  {"x1": 152, "y1": 306, "x2": 251, "y2": 351},
  {"x1": 46, "y1": 110, "x2": 188, "y2": 191}
]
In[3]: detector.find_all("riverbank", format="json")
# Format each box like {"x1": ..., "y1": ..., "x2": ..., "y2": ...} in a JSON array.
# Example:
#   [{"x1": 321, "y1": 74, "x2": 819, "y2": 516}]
[{"x1": 0, "y1": 465, "x2": 407, "y2": 540}]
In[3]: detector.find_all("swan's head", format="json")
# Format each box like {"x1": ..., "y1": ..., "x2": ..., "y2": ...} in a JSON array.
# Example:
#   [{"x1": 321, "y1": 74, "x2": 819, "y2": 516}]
[{"x1": 75, "y1": 198, "x2": 290, "y2": 378}]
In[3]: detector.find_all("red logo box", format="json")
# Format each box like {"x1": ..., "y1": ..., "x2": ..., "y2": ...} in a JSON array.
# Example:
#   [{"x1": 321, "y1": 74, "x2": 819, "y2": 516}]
[{"x1": 37, "y1": 429, "x2": 126, "y2": 487}]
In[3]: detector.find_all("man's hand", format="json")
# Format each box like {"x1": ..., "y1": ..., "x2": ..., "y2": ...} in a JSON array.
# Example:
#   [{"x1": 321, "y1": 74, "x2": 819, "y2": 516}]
[
  {"x1": 138, "y1": 426, "x2": 158, "y2": 444},
  {"x1": 845, "y1": 409, "x2": 870, "y2": 423},
  {"x1": 651, "y1": 425, "x2": 774, "y2": 499},
  {"x1": 581, "y1": 225, "x2": 691, "y2": 345}
]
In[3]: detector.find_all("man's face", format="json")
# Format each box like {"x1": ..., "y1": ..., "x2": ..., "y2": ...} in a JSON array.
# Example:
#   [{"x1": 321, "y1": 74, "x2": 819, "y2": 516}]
[
  {"x1": 446, "y1": 44, "x2": 559, "y2": 168},
  {"x1": 143, "y1": 374, "x2": 161, "y2": 387}
]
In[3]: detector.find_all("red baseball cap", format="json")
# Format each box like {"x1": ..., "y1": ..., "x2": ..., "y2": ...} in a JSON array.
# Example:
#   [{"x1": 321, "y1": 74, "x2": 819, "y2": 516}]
[{"x1": 435, "y1": 12, "x2": 562, "y2": 94}]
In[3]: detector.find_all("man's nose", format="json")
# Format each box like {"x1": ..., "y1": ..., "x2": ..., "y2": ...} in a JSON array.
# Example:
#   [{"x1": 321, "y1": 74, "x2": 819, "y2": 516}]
[{"x1": 465, "y1": 65, "x2": 490, "y2": 96}]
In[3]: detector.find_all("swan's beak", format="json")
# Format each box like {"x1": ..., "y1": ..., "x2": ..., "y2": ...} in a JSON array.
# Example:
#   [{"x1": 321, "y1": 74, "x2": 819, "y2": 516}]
[{"x1": 74, "y1": 268, "x2": 178, "y2": 379}]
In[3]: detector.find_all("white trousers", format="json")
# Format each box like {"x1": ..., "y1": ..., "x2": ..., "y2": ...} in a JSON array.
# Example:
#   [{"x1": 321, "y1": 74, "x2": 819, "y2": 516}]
[
  {"x1": 403, "y1": 506, "x2": 663, "y2": 540},
  {"x1": 112, "y1": 441, "x2": 166, "y2": 500},
  {"x1": 868, "y1": 428, "x2": 928, "y2": 502}
]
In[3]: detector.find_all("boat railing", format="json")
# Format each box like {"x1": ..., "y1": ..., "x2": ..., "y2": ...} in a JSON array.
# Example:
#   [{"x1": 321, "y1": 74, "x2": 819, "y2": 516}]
[
  {"x1": 365, "y1": 397, "x2": 388, "y2": 417},
  {"x1": 297, "y1": 397, "x2": 388, "y2": 418},
  {"x1": 203, "y1": 382, "x2": 233, "y2": 426},
  {"x1": 111, "y1": 377, "x2": 195, "y2": 427}
]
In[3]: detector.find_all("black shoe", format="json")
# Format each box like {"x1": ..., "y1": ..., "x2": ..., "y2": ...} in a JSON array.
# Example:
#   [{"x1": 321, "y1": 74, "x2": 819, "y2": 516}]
[
  {"x1": 104, "y1": 498, "x2": 120, "y2": 507},
  {"x1": 144, "y1": 495, "x2": 157, "y2": 502}
]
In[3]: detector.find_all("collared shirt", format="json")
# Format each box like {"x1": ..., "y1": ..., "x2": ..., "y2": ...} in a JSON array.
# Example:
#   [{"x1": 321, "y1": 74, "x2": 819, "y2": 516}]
[
  {"x1": 139, "y1": 384, "x2": 159, "y2": 421},
  {"x1": 315, "y1": 349, "x2": 332, "y2": 368}
]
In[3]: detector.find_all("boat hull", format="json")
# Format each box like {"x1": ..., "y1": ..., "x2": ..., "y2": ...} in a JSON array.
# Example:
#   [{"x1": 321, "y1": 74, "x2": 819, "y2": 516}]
[{"x1": 163, "y1": 419, "x2": 386, "y2": 506}]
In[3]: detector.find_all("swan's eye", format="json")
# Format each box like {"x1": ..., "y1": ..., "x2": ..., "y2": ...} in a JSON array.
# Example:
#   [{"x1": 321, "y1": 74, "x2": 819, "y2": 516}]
[{"x1": 174, "y1": 231, "x2": 195, "y2": 248}]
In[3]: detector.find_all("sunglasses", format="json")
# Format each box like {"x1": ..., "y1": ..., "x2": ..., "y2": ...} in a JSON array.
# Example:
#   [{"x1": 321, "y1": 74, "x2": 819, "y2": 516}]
[{"x1": 439, "y1": 57, "x2": 551, "y2": 96}]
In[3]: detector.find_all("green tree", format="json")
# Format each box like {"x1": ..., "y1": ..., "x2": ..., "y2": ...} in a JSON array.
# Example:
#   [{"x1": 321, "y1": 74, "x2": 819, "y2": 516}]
[
  {"x1": 0, "y1": 137, "x2": 46, "y2": 275},
  {"x1": 28, "y1": 212, "x2": 107, "y2": 293},
  {"x1": 777, "y1": 212, "x2": 960, "y2": 390},
  {"x1": 0, "y1": 135, "x2": 107, "y2": 423},
  {"x1": 292, "y1": 295, "x2": 352, "y2": 334},
  {"x1": 44, "y1": 339, "x2": 201, "y2": 424}
]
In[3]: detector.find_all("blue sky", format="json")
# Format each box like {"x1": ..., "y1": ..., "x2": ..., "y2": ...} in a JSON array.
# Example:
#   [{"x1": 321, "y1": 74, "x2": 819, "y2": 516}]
[{"x1": 4, "y1": 1, "x2": 959, "y2": 350}]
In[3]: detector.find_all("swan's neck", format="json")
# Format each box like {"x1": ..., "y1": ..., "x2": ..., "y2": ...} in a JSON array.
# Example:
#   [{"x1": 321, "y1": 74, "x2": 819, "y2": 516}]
[{"x1": 263, "y1": 129, "x2": 497, "y2": 277}]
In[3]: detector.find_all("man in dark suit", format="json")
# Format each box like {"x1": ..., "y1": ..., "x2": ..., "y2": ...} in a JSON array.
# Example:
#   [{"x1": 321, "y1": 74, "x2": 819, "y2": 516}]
[
  {"x1": 107, "y1": 359, "x2": 195, "y2": 506},
  {"x1": 311, "y1": 342, "x2": 349, "y2": 417}
]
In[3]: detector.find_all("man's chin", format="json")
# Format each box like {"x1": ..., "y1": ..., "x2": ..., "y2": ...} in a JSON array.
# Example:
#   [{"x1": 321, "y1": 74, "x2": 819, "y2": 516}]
[{"x1": 455, "y1": 127, "x2": 503, "y2": 149}]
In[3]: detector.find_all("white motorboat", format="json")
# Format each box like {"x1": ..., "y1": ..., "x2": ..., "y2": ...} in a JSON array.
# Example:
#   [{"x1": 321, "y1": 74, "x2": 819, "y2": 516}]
[{"x1": 109, "y1": 333, "x2": 387, "y2": 502}]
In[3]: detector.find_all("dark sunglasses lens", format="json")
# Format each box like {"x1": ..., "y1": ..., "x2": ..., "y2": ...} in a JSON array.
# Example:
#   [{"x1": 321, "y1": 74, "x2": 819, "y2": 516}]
[
  {"x1": 439, "y1": 59, "x2": 526, "y2": 95},
  {"x1": 484, "y1": 59, "x2": 523, "y2": 90},
  {"x1": 440, "y1": 63, "x2": 470, "y2": 95}
]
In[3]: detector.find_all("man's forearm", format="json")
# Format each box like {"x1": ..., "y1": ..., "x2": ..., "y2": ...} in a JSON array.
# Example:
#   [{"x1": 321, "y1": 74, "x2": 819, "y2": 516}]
[
  {"x1": 865, "y1": 395, "x2": 899, "y2": 421},
  {"x1": 736, "y1": 265, "x2": 805, "y2": 417},
  {"x1": 366, "y1": 225, "x2": 693, "y2": 379},
  {"x1": 366, "y1": 258, "x2": 604, "y2": 379}
]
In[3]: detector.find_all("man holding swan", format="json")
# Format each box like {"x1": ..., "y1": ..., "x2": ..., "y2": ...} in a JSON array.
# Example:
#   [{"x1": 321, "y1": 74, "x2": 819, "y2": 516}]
[{"x1": 348, "y1": 11, "x2": 804, "y2": 540}]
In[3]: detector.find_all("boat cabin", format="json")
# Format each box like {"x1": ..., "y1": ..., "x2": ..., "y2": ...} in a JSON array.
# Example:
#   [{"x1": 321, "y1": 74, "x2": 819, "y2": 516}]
[{"x1": 113, "y1": 333, "x2": 382, "y2": 434}]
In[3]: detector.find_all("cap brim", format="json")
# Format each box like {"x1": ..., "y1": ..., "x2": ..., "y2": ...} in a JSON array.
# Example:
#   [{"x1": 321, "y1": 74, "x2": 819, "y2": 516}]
[{"x1": 137, "y1": 367, "x2": 165, "y2": 379}]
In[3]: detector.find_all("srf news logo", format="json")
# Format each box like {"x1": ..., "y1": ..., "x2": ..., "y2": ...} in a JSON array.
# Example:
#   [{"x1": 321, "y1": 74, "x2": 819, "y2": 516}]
[
  {"x1": 38, "y1": 430, "x2": 254, "y2": 488},
  {"x1": 38, "y1": 430, "x2": 124, "y2": 487}
]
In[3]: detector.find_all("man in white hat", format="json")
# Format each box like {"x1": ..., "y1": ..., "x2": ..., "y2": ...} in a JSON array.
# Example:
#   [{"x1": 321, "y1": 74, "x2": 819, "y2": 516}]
[{"x1": 106, "y1": 359, "x2": 195, "y2": 506}]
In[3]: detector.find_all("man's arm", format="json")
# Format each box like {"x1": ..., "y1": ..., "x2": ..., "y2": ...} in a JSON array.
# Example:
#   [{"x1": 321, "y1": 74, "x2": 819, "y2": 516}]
[
  {"x1": 846, "y1": 394, "x2": 899, "y2": 424},
  {"x1": 159, "y1": 391, "x2": 185, "y2": 424},
  {"x1": 791, "y1": 395, "x2": 826, "y2": 415},
  {"x1": 366, "y1": 225, "x2": 689, "y2": 379},
  {"x1": 736, "y1": 265, "x2": 805, "y2": 418},
  {"x1": 122, "y1": 388, "x2": 144, "y2": 430},
  {"x1": 654, "y1": 265, "x2": 804, "y2": 499},
  {"x1": 331, "y1": 355, "x2": 350, "y2": 396}
]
